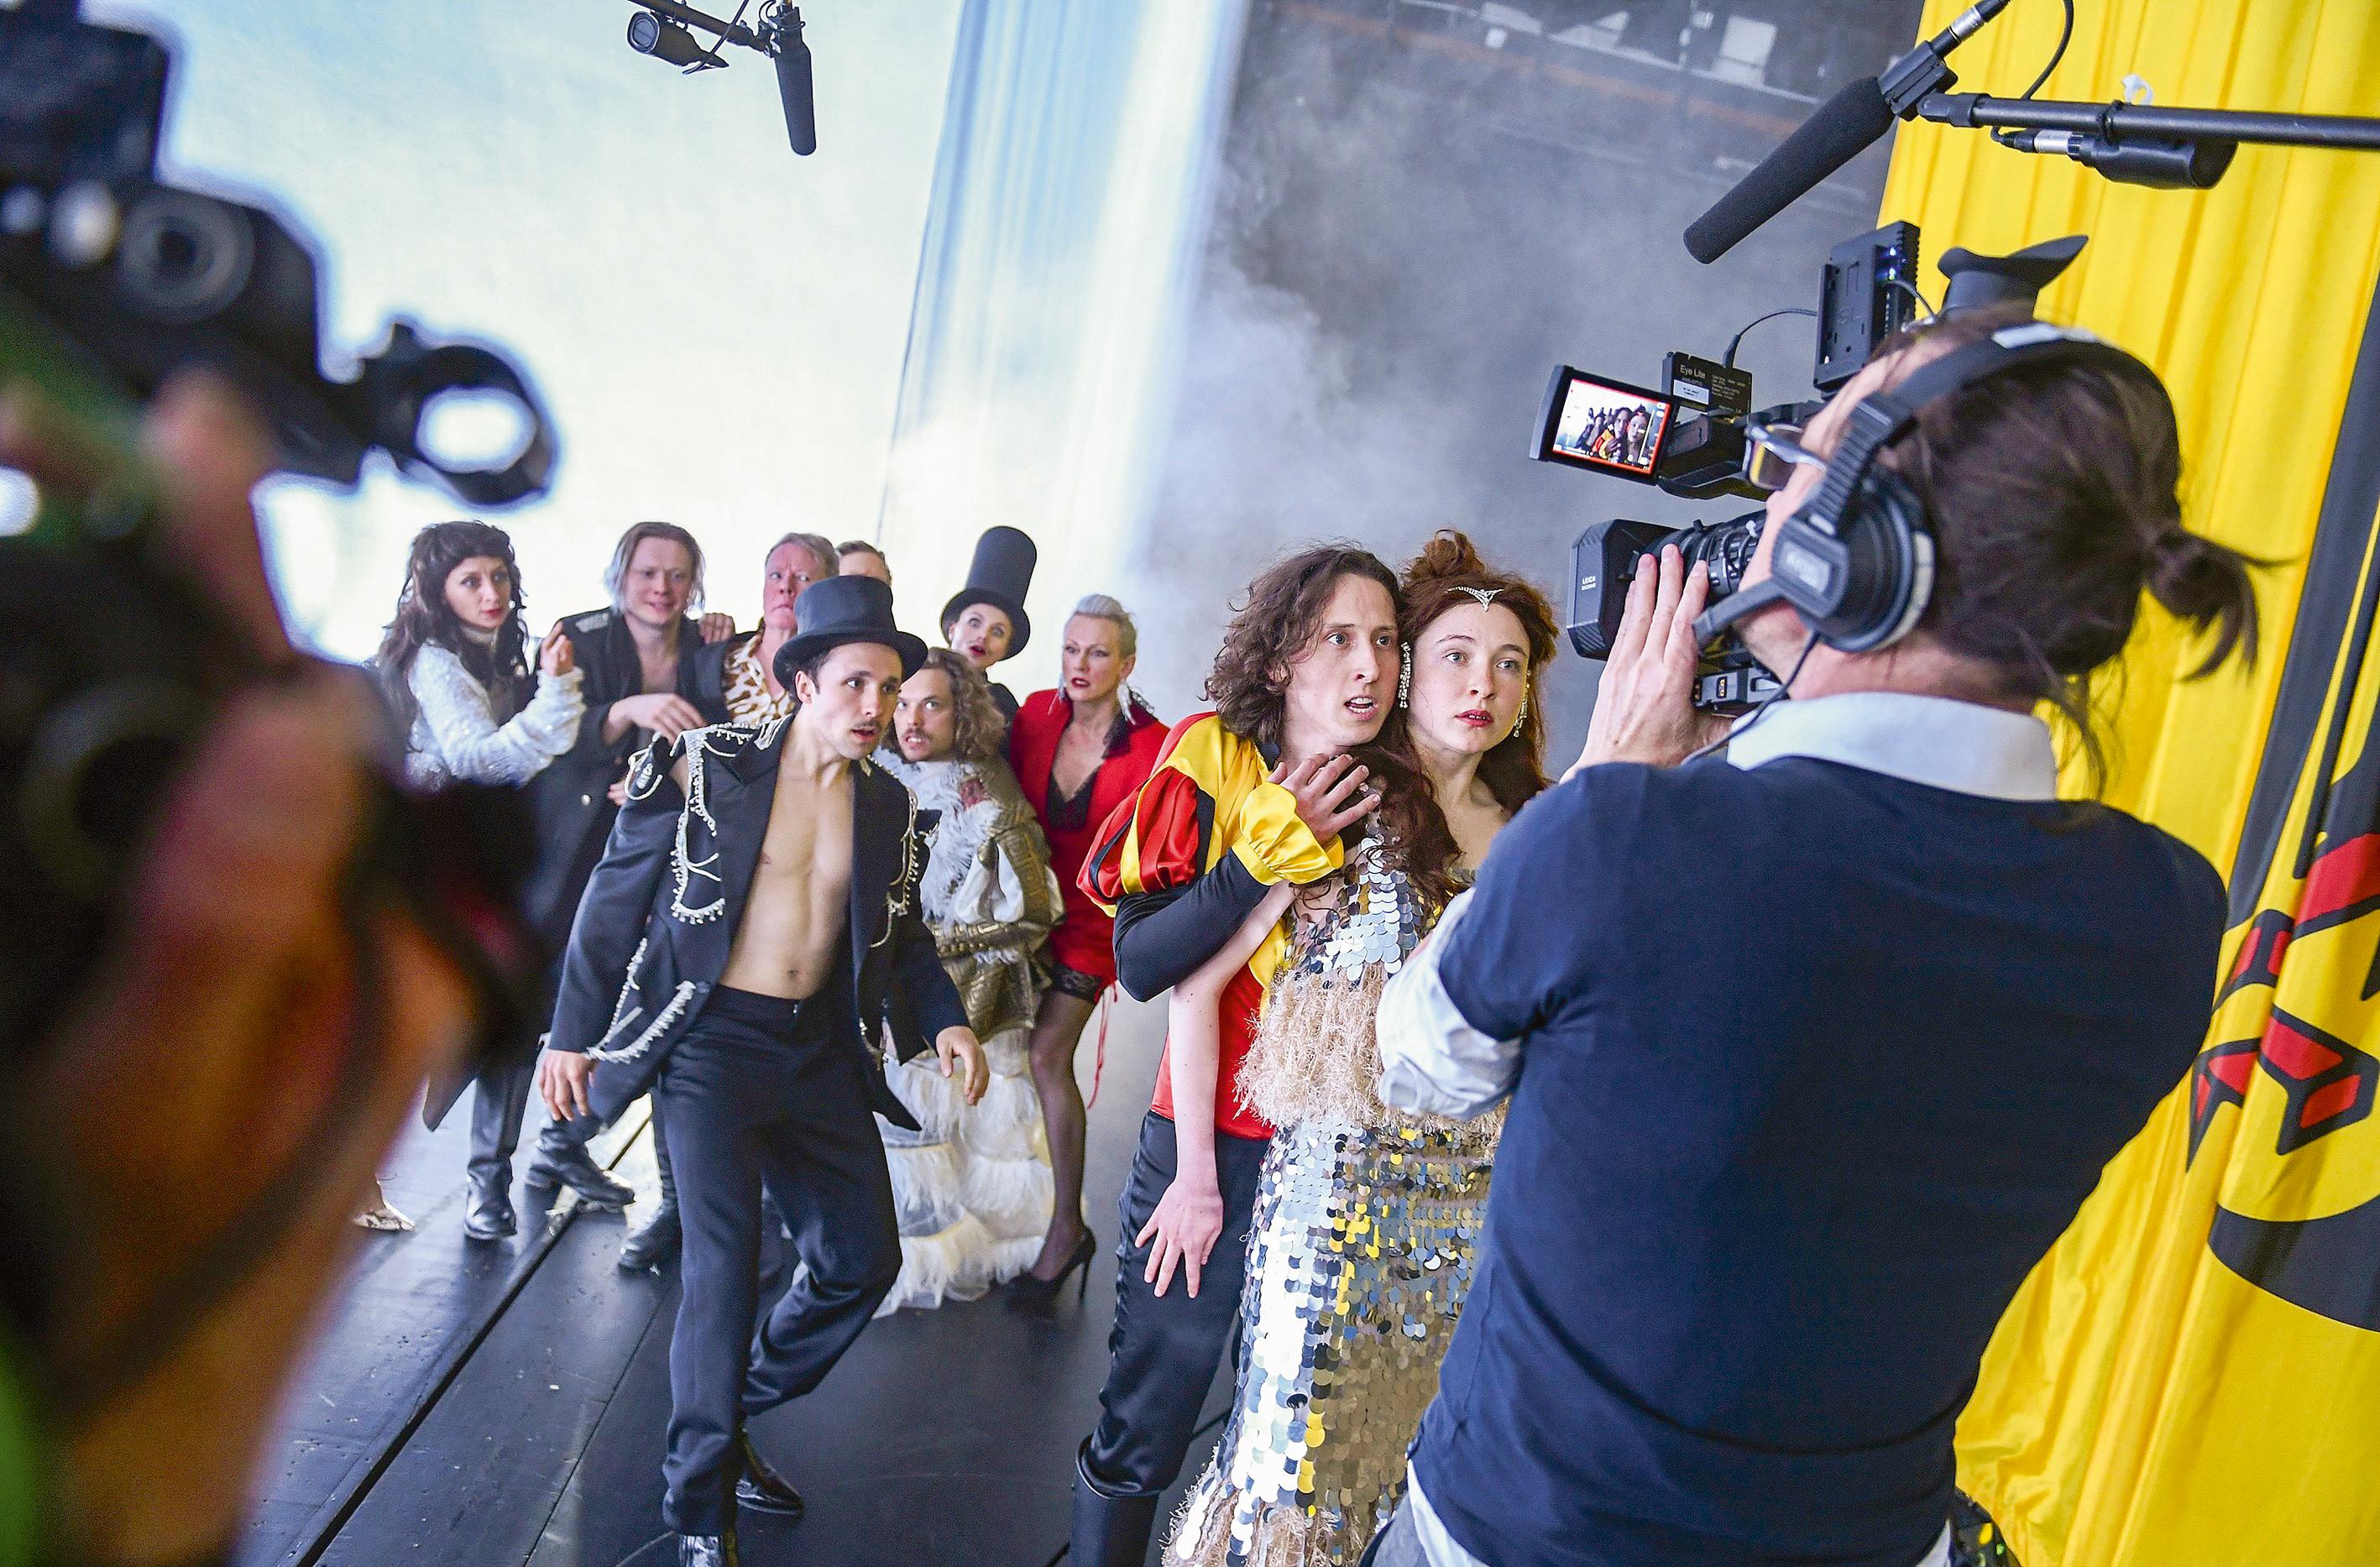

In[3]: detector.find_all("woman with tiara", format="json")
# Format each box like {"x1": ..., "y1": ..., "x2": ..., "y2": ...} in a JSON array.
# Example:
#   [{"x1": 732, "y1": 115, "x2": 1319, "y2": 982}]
[{"x1": 1154, "y1": 531, "x2": 1557, "y2": 1566}]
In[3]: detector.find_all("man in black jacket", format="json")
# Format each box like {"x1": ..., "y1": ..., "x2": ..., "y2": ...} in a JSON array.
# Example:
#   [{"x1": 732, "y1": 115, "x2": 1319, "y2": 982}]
[
  {"x1": 451, "y1": 524, "x2": 722, "y2": 1242},
  {"x1": 541, "y1": 575, "x2": 986, "y2": 1567}
]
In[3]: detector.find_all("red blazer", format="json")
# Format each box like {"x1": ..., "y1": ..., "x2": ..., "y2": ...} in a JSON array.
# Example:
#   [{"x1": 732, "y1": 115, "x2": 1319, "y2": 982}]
[{"x1": 1008, "y1": 688, "x2": 1167, "y2": 986}]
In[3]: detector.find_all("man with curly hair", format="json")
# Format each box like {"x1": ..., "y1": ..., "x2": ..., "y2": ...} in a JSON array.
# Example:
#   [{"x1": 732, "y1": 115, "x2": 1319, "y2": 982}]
[
  {"x1": 1068, "y1": 545, "x2": 1402, "y2": 1566},
  {"x1": 873, "y1": 650, "x2": 1065, "y2": 1309}
]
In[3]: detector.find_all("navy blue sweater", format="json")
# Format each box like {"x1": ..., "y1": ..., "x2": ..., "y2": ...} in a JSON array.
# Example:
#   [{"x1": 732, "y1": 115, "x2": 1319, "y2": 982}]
[{"x1": 1413, "y1": 755, "x2": 2222, "y2": 1567}]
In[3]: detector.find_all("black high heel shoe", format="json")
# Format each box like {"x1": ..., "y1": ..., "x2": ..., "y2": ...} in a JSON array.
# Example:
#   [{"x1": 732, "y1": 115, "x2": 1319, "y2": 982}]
[{"x1": 1010, "y1": 1230, "x2": 1096, "y2": 1300}]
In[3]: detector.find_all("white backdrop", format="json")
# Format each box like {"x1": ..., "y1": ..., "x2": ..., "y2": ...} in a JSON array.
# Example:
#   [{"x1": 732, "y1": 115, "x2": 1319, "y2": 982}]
[{"x1": 86, "y1": 0, "x2": 966, "y2": 656}]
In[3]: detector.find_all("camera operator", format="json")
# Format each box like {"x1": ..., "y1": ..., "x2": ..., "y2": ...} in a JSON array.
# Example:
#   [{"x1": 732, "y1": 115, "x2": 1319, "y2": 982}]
[
  {"x1": 1368, "y1": 307, "x2": 2258, "y2": 1567},
  {"x1": 0, "y1": 375, "x2": 481, "y2": 1567}
]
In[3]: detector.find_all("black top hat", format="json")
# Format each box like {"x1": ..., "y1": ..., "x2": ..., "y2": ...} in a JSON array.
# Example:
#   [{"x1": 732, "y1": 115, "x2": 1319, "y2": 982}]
[
  {"x1": 939, "y1": 525, "x2": 1037, "y2": 658},
  {"x1": 777, "y1": 576, "x2": 928, "y2": 690}
]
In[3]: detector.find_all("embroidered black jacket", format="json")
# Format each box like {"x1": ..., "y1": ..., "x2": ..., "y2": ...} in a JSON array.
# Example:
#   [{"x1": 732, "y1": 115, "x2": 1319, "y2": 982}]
[{"x1": 546, "y1": 719, "x2": 968, "y2": 1129}]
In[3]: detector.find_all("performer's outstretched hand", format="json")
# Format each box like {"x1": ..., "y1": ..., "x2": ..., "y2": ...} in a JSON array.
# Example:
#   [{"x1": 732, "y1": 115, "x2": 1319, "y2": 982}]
[{"x1": 936, "y1": 1024, "x2": 989, "y2": 1106}]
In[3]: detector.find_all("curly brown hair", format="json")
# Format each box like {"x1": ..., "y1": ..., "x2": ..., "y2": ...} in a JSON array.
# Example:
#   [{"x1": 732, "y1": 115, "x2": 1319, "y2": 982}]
[
  {"x1": 902, "y1": 646, "x2": 1007, "y2": 765},
  {"x1": 1393, "y1": 530, "x2": 1558, "y2": 818},
  {"x1": 1204, "y1": 543, "x2": 1474, "y2": 910},
  {"x1": 1204, "y1": 543, "x2": 1400, "y2": 752}
]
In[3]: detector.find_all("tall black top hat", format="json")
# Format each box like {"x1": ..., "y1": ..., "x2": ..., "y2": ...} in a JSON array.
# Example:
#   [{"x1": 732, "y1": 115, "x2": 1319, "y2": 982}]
[
  {"x1": 939, "y1": 525, "x2": 1037, "y2": 658},
  {"x1": 776, "y1": 576, "x2": 927, "y2": 690}
]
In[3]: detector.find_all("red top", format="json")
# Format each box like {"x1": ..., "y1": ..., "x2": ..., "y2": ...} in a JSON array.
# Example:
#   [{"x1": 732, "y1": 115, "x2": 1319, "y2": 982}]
[
  {"x1": 1009, "y1": 688, "x2": 1167, "y2": 987},
  {"x1": 1082, "y1": 713, "x2": 1342, "y2": 1143}
]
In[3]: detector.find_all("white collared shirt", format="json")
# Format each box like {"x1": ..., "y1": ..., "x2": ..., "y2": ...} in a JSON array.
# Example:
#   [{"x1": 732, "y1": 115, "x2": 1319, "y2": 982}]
[{"x1": 1376, "y1": 692, "x2": 2060, "y2": 1121}]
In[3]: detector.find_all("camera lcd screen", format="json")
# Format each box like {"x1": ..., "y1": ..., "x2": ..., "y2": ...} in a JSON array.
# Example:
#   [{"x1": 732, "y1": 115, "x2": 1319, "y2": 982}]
[{"x1": 1535, "y1": 367, "x2": 1676, "y2": 483}]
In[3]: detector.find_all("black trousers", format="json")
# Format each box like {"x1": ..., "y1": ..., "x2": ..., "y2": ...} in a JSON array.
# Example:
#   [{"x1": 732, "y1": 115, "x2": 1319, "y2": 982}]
[
  {"x1": 654, "y1": 986, "x2": 902, "y2": 1535},
  {"x1": 1081, "y1": 1111, "x2": 1269, "y2": 1497}
]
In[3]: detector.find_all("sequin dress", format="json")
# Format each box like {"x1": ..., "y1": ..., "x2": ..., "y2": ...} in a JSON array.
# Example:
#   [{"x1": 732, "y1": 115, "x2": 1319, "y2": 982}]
[{"x1": 1169, "y1": 845, "x2": 1497, "y2": 1567}]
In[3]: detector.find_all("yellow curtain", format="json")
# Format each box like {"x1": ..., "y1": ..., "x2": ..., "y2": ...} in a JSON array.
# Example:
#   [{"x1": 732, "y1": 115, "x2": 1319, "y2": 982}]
[{"x1": 1877, "y1": 4, "x2": 2380, "y2": 1565}]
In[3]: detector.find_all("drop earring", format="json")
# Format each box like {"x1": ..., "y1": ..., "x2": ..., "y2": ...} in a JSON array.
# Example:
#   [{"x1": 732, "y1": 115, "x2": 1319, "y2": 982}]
[
  {"x1": 1396, "y1": 643, "x2": 1412, "y2": 708},
  {"x1": 1514, "y1": 687, "x2": 1528, "y2": 733}
]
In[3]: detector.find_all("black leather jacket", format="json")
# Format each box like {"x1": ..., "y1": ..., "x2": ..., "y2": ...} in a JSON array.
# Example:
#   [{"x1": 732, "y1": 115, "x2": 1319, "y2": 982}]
[
  {"x1": 546, "y1": 720, "x2": 968, "y2": 1129},
  {"x1": 520, "y1": 608, "x2": 704, "y2": 950}
]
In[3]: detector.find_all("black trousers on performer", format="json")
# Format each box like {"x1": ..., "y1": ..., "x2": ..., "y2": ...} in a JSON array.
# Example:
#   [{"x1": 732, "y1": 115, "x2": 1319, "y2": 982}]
[
  {"x1": 1081, "y1": 1112, "x2": 1269, "y2": 1497},
  {"x1": 655, "y1": 985, "x2": 902, "y2": 1536}
]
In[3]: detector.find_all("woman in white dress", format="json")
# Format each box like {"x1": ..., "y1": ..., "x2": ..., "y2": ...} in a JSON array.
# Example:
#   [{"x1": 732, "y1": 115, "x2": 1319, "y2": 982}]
[
  {"x1": 876, "y1": 649, "x2": 1064, "y2": 1310},
  {"x1": 368, "y1": 520, "x2": 583, "y2": 1230}
]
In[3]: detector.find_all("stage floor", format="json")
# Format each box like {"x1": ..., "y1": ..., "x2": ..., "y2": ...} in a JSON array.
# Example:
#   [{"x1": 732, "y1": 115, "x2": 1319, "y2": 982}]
[{"x1": 237, "y1": 996, "x2": 1222, "y2": 1567}]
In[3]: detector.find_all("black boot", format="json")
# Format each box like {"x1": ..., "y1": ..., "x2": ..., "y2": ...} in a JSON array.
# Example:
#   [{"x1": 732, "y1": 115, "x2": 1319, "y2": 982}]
[
  {"x1": 620, "y1": 1106, "x2": 680, "y2": 1270},
  {"x1": 732, "y1": 1428, "x2": 805, "y2": 1517},
  {"x1": 675, "y1": 1531, "x2": 738, "y2": 1567},
  {"x1": 463, "y1": 1174, "x2": 515, "y2": 1241},
  {"x1": 525, "y1": 1135, "x2": 634, "y2": 1209},
  {"x1": 1070, "y1": 1440, "x2": 1161, "y2": 1567}
]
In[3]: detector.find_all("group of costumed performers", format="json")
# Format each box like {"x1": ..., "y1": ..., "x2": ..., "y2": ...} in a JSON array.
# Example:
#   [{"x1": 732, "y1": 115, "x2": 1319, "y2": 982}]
[
  {"x1": 875, "y1": 648, "x2": 1067, "y2": 1309},
  {"x1": 1064, "y1": 533, "x2": 1556, "y2": 1567}
]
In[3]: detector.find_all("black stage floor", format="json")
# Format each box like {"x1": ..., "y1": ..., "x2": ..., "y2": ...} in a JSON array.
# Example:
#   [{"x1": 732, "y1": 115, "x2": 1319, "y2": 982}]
[{"x1": 238, "y1": 998, "x2": 1222, "y2": 1567}]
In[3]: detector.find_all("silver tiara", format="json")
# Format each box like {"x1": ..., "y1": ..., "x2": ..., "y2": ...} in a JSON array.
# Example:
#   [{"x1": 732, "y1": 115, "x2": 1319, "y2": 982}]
[{"x1": 1452, "y1": 587, "x2": 1501, "y2": 607}]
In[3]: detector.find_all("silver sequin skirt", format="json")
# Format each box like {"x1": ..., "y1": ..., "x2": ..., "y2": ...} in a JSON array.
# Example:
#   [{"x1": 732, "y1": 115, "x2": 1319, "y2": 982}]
[{"x1": 1169, "y1": 1117, "x2": 1493, "y2": 1566}]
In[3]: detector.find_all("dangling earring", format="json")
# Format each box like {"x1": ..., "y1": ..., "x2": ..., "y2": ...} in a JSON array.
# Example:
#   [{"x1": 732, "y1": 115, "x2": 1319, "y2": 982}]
[
  {"x1": 1514, "y1": 687, "x2": 1529, "y2": 734},
  {"x1": 1396, "y1": 643, "x2": 1412, "y2": 708}
]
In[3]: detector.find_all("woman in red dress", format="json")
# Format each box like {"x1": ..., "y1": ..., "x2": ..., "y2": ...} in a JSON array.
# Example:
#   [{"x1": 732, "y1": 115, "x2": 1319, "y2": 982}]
[{"x1": 1007, "y1": 593, "x2": 1167, "y2": 1288}]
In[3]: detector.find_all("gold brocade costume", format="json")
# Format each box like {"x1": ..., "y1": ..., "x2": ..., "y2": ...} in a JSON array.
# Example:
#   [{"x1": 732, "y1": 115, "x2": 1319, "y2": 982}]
[
  {"x1": 1170, "y1": 847, "x2": 1498, "y2": 1567},
  {"x1": 875, "y1": 754, "x2": 1063, "y2": 1311}
]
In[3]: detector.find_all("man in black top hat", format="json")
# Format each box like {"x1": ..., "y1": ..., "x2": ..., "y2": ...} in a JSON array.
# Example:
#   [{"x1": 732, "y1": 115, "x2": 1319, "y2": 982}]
[
  {"x1": 940, "y1": 524, "x2": 1036, "y2": 720},
  {"x1": 541, "y1": 575, "x2": 989, "y2": 1567}
]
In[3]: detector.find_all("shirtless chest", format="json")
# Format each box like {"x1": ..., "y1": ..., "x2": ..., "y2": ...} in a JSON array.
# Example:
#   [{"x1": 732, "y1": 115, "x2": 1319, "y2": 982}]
[{"x1": 718, "y1": 763, "x2": 855, "y2": 1000}]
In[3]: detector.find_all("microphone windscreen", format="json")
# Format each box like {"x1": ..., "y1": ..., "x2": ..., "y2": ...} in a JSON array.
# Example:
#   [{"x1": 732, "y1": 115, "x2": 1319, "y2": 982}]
[
  {"x1": 775, "y1": 36, "x2": 817, "y2": 155},
  {"x1": 1684, "y1": 76, "x2": 1892, "y2": 264}
]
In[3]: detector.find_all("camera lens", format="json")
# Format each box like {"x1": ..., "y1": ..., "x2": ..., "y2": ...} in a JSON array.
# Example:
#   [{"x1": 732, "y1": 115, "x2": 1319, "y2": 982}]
[
  {"x1": 117, "y1": 188, "x2": 254, "y2": 323},
  {"x1": 1675, "y1": 510, "x2": 1766, "y2": 600}
]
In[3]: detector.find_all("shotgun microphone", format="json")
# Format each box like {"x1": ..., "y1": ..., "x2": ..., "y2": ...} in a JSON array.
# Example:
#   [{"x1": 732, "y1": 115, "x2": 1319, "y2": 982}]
[
  {"x1": 1685, "y1": 76, "x2": 1894, "y2": 264},
  {"x1": 767, "y1": 5, "x2": 816, "y2": 155}
]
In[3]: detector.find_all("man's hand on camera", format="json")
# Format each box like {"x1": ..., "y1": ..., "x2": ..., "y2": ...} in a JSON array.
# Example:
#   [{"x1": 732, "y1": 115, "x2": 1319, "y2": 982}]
[
  {"x1": 538, "y1": 1046, "x2": 595, "y2": 1122},
  {"x1": 1568, "y1": 545, "x2": 1732, "y2": 776},
  {"x1": 1271, "y1": 753, "x2": 1377, "y2": 845}
]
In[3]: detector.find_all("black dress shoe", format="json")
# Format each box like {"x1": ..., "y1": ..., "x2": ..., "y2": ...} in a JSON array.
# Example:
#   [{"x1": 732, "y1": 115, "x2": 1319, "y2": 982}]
[
  {"x1": 523, "y1": 1142, "x2": 635, "y2": 1209},
  {"x1": 676, "y1": 1531, "x2": 738, "y2": 1567},
  {"x1": 463, "y1": 1177, "x2": 515, "y2": 1241},
  {"x1": 733, "y1": 1429, "x2": 805, "y2": 1517},
  {"x1": 619, "y1": 1198, "x2": 681, "y2": 1272}
]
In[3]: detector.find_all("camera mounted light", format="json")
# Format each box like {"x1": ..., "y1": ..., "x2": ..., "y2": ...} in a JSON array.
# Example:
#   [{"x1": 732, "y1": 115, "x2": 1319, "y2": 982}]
[
  {"x1": 627, "y1": 10, "x2": 710, "y2": 69},
  {"x1": 615, "y1": 1, "x2": 815, "y2": 153}
]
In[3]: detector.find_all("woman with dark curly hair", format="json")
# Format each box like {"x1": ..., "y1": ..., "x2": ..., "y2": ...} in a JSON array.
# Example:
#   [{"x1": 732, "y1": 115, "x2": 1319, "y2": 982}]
[
  {"x1": 371, "y1": 520, "x2": 583, "y2": 1232},
  {"x1": 1165, "y1": 531, "x2": 1556, "y2": 1567}
]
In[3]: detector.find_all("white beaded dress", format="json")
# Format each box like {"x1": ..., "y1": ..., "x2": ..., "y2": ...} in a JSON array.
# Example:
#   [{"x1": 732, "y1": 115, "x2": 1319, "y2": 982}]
[{"x1": 876, "y1": 753, "x2": 1064, "y2": 1312}]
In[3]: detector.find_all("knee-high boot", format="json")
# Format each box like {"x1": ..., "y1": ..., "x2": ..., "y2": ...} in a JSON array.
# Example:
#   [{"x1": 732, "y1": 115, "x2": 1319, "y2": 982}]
[{"x1": 1071, "y1": 1440, "x2": 1162, "y2": 1567}]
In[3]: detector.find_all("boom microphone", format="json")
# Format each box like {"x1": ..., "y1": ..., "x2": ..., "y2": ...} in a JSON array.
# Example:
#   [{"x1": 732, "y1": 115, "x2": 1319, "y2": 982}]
[
  {"x1": 767, "y1": 5, "x2": 816, "y2": 155},
  {"x1": 1685, "y1": 76, "x2": 1894, "y2": 264}
]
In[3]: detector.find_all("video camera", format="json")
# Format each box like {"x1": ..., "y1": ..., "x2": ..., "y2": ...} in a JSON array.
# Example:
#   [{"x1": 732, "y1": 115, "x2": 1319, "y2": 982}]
[
  {"x1": 0, "y1": 2, "x2": 555, "y2": 1061},
  {"x1": 1537, "y1": 223, "x2": 2084, "y2": 713}
]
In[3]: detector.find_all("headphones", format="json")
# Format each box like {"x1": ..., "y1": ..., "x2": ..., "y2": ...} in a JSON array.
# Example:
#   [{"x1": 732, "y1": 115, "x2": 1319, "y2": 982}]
[{"x1": 1697, "y1": 322, "x2": 2156, "y2": 654}]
